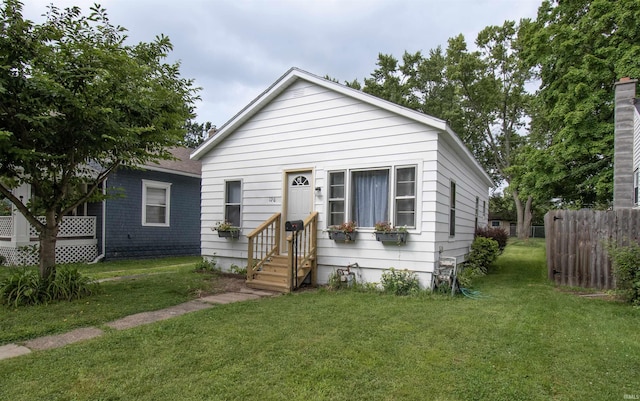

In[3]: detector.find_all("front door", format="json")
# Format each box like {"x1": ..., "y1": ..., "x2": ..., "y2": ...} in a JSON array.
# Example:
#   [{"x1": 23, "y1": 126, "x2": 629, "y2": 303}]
[{"x1": 284, "y1": 171, "x2": 313, "y2": 250}]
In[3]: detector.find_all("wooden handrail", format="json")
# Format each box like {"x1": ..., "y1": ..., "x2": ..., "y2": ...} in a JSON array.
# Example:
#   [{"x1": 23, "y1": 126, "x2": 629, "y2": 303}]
[
  {"x1": 287, "y1": 212, "x2": 319, "y2": 290},
  {"x1": 247, "y1": 213, "x2": 281, "y2": 283}
]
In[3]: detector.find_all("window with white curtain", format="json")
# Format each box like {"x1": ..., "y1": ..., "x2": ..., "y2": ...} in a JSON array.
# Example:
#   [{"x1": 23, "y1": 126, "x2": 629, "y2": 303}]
[
  {"x1": 351, "y1": 169, "x2": 389, "y2": 228},
  {"x1": 142, "y1": 180, "x2": 171, "y2": 226},
  {"x1": 225, "y1": 180, "x2": 242, "y2": 227},
  {"x1": 328, "y1": 166, "x2": 416, "y2": 228}
]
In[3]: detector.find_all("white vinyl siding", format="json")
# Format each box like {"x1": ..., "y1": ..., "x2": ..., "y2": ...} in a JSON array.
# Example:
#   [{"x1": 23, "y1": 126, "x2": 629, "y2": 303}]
[{"x1": 142, "y1": 180, "x2": 171, "y2": 227}]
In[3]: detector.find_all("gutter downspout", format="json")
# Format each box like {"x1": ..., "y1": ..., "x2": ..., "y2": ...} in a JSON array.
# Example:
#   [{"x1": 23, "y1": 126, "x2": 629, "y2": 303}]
[{"x1": 89, "y1": 178, "x2": 107, "y2": 264}]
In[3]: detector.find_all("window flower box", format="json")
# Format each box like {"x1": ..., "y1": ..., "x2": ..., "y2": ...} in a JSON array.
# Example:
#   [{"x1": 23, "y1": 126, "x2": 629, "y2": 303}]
[
  {"x1": 328, "y1": 230, "x2": 358, "y2": 242},
  {"x1": 217, "y1": 230, "x2": 240, "y2": 239},
  {"x1": 374, "y1": 221, "x2": 408, "y2": 244},
  {"x1": 327, "y1": 221, "x2": 357, "y2": 243},
  {"x1": 213, "y1": 221, "x2": 240, "y2": 239},
  {"x1": 374, "y1": 231, "x2": 407, "y2": 244}
]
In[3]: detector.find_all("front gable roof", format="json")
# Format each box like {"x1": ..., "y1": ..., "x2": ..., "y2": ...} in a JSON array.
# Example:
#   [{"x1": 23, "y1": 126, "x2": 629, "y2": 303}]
[{"x1": 191, "y1": 67, "x2": 492, "y2": 186}]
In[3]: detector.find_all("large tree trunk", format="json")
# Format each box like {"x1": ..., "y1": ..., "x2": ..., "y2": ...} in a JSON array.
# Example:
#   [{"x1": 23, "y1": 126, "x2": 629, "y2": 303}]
[
  {"x1": 39, "y1": 211, "x2": 59, "y2": 280},
  {"x1": 513, "y1": 190, "x2": 533, "y2": 240}
]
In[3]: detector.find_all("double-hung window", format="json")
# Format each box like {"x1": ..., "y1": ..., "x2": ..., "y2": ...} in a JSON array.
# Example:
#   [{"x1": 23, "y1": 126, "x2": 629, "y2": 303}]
[
  {"x1": 142, "y1": 180, "x2": 171, "y2": 226},
  {"x1": 328, "y1": 165, "x2": 416, "y2": 228},
  {"x1": 328, "y1": 172, "x2": 346, "y2": 226},
  {"x1": 225, "y1": 180, "x2": 242, "y2": 227}
]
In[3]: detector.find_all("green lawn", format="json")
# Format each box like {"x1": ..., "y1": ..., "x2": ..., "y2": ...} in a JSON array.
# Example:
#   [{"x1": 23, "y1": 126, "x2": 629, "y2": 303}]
[
  {"x1": 1, "y1": 241, "x2": 639, "y2": 400},
  {"x1": 0, "y1": 256, "x2": 215, "y2": 344}
]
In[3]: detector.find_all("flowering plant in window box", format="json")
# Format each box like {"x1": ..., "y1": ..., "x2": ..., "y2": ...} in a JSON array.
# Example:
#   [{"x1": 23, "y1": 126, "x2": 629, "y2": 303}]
[
  {"x1": 374, "y1": 221, "x2": 408, "y2": 244},
  {"x1": 212, "y1": 221, "x2": 240, "y2": 239},
  {"x1": 327, "y1": 221, "x2": 358, "y2": 242}
]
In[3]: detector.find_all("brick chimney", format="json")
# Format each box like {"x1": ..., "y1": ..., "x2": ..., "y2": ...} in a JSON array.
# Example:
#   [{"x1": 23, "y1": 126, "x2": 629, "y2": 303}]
[{"x1": 613, "y1": 77, "x2": 637, "y2": 209}]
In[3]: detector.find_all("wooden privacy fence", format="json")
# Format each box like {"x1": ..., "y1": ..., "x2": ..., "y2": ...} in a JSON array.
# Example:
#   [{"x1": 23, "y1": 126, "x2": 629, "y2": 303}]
[{"x1": 545, "y1": 209, "x2": 640, "y2": 289}]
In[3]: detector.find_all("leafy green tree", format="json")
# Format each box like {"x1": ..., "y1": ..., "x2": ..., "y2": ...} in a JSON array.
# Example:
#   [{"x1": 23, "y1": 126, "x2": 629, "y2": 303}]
[
  {"x1": 0, "y1": 1, "x2": 198, "y2": 279},
  {"x1": 182, "y1": 120, "x2": 213, "y2": 148},
  {"x1": 362, "y1": 21, "x2": 534, "y2": 238},
  {"x1": 521, "y1": 0, "x2": 640, "y2": 208}
]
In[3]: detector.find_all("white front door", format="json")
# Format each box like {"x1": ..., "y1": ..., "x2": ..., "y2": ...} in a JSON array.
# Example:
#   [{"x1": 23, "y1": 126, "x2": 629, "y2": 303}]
[{"x1": 286, "y1": 171, "x2": 313, "y2": 223}]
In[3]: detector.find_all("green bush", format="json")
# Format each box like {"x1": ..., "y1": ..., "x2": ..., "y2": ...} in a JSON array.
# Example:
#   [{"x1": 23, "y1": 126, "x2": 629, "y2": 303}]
[
  {"x1": 380, "y1": 268, "x2": 420, "y2": 296},
  {"x1": 467, "y1": 236, "x2": 500, "y2": 274},
  {"x1": 45, "y1": 266, "x2": 97, "y2": 302},
  {"x1": 194, "y1": 257, "x2": 219, "y2": 272},
  {"x1": 0, "y1": 268, "x2": 42, "y2": 307},
  {"x1": 0, "y1": 266, "x2": 97, "y2": 307},
  {"x1": 458, "y1": 236, "x2": 500, "y2": 289},
  {"x1": 608, "y1": 242, "x2": 640, "y2": 305},
  {"x1": 476, "y1": 226, "x2": 508, "y2": 253}
]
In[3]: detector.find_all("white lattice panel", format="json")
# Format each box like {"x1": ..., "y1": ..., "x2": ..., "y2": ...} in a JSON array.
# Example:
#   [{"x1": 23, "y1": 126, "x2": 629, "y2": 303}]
[
  {"x1": 0, "y1": 243, "x2": 97, "y2": 266},
  {"x1": 0, "y1": 246, "x2": 38, "y2": 266},
  {"x1": 0, "y1": 216, "x2": 12, "y2": 238},
  {"x1": 29, "y1": 216, "x2": 96, "y2": 238}
]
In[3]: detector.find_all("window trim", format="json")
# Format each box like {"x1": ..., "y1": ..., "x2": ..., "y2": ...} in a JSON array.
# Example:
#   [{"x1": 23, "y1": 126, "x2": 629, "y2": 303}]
[
  {"x1": 224, "y1": 179, "x2": 242, "y2": 228},
  {"x1": 142, "y1": 179, "x2": 171, "y2": 227},
  {"x1": 327, "y1": 165, "x2": 417, "y2": 229}
]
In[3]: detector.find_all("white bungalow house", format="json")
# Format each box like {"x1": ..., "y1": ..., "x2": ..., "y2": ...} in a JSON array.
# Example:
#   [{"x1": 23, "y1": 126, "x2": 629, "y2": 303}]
[{"x1": 191, "y1": 68, "x2": 493, "y2": 292}]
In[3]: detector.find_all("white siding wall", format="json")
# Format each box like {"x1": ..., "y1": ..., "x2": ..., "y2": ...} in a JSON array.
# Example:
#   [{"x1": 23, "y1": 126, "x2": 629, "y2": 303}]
[
  {"x1": 200, "y1": 79, "x2": 489, "y2": 286},
  {"x1": 434, "y1": 134, "x2": 490, "y2": 264}
]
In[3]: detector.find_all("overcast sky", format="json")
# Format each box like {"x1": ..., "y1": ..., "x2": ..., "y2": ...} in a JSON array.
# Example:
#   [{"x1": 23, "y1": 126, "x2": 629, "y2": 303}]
[{"x1": 24, "y1": 0, "x2": 541, "y2": 127}]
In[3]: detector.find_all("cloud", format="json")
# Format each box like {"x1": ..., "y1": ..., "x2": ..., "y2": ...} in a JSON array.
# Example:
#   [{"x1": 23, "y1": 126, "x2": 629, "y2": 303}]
[{"x1": 23, "y1": 0, "x2": 541, "y2": 124}]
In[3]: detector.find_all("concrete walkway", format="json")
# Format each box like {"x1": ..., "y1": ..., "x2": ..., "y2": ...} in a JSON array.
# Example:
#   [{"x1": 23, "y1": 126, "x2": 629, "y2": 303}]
[{"x1": 0, "y1": 287, "x2": 277, "y2": 361}]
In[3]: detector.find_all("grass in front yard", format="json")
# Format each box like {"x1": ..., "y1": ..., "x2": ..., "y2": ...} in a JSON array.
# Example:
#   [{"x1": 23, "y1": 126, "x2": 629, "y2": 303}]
[
  {"x1": 1, "y1": 242, "x2": 639, "y2": 400},
  {"x1": 0, "y1": 256, "x2": 217, "y2": 344}
]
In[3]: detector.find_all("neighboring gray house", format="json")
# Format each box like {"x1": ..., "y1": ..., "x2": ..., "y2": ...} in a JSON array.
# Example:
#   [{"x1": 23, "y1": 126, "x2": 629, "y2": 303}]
[
  {"x1": 191, "y1": 68, "x2": 493, "y2": 292},
  {"x1": 0, "y1": 147, "x2": 201, "y2": 265}
]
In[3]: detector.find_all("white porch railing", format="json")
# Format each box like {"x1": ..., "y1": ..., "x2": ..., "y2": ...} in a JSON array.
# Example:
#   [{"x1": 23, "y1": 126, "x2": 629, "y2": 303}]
[{"x1": 28, "y1": 216, "x2": 97, "y2": 238}]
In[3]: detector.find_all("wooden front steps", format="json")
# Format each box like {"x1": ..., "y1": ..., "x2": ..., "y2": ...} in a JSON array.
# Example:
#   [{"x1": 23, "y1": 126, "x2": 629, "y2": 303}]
[{"x1": 246, "y1": 255, "x2": 312, "y2": 293}]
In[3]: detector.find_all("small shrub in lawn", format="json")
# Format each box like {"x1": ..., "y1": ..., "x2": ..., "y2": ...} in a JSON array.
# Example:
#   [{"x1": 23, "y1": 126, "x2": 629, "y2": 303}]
[
  {"x1": 607, "y1": 242, "x2": 640, "y2": 305},
  {"x1": 380, "y1": 268, "x2": 420, "y2": 296},
  {"x1": 45, "y1": 266, "x2": 98, "y2": 302},
  {"x1": 0, "y1": 268, "x2": 42, "y2": 307},
  {"x1": 466, "y1": 236, "x2": 499, "y2": 275},
  {"x1": 230, "y1": 264, "x2": 247, "y2": 276},
  {"x1": 475, "y1": 226, "x2": 508, "y2": 253},
  {"x1": 194, "y1": 257, "x2": 220, "y2": 273},
  {"x1": 0, "y1": 266, "x2": 97, "y2": 307},
  {"x1": 456, "y1": 236, "x2": 501, "y2": 290}
]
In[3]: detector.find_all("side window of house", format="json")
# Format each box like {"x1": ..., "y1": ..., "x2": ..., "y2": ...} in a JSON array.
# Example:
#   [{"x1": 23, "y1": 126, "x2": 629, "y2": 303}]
[
  {"x1": 395, "y1": 166, "x2": 416, "y2": 227},
  {"x1": 142, "y1": 180, "x2": 171, "y2": 226},
  {"x1": 635, "y1": 169, "x2": 639, "y2": 206},
  {"x1": 449, "y1": 181, "x2": 456, "y2": 236},
  {"x1": 225, "y1": 180, "x2": 242, "y2": 227},
  {"x1": 328, "y1": 171, "x2": 345, "y2": 226}
]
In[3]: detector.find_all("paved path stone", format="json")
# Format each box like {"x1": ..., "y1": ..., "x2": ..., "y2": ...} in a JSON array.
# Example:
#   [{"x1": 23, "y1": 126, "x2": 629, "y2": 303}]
[
  {"x1": 1, "y1": 288, "x2": 279, "y2": 361},
  {"x1": 24, "y1": 327, "x2": 104, "y2": 351},
  {"x1": 0, "y1": 344, "x2": 32, "y2": 360},
  {"x1": 105, "y1": 300, "x2": 213, "y2": 330},
  {"x1": 200, "y1": 292, "x2": 262, "y2": 304}
]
